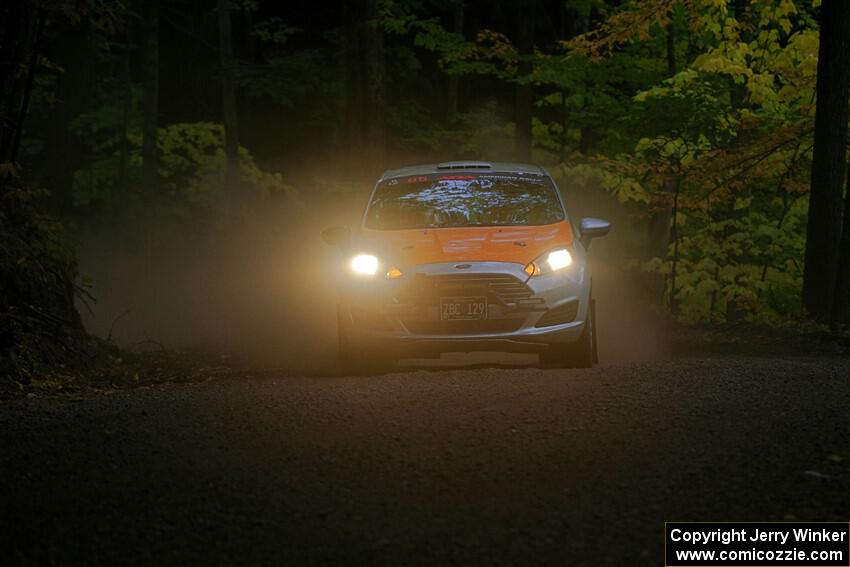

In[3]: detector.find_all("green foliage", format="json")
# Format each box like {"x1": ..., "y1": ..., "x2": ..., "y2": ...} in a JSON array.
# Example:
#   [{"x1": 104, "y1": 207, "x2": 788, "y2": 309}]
[
  {"x1": 367, "y1": 0, "x2": 823, "y2": 324},
  {"x1": 70, "y1": 118, "x2": 291, "y2": 220},
  {"x1": 155, "y1": 123, "x2": 291, "y2": 209},
  {"x1": 239, "y1": 19, "x2": 341, "y2": 116},
  {"x1": 560, "y1": 0, "x2": 819, "y2": 324},
  {"x1": 34, "y1": 0, "x2": 126, "y2": 36},
  {"x1": 0, "y1": 179, "x2": 83, "y2": 382},
  {"x1": 17, "y1": 0, "x2": 835, "y2": 341},
  {"x1": 386, "y1": 99, "x2": 518, "y2": 160}
]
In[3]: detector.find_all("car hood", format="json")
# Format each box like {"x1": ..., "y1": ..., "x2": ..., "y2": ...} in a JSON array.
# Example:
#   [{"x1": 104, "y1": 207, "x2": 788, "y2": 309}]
[{"x1": 358, "y1": 222, "x2": 574, "y2": 268}]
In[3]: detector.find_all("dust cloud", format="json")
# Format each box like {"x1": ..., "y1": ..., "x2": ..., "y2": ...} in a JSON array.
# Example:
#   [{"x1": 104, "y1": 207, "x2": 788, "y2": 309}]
[
  {"x1": 77, "y1": 170, "x2": 669, "y2": 373},
  {"x1": 564, "y1": 175, "x2": 672, "y2": 363},
  {"x1": 77, "y1": 187, "x2": 363, "y2": 374}
]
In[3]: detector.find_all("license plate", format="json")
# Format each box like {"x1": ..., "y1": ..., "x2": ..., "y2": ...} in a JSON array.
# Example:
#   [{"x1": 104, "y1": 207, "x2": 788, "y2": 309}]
[{"x1": 440, "y1": 297, "x2": 488, "y2": 321}]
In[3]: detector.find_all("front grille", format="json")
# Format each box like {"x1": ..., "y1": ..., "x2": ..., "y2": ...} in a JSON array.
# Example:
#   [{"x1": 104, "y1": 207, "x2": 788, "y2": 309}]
[
  {"x1": 402, "y1": 318, "x2": 524, "y2": 335},
  {"x1": 395, "y1": 273, "x2": 541, "y2": 310},
  {"x1": 535, "y1": 300, "x2": 578, "y2": 328}
]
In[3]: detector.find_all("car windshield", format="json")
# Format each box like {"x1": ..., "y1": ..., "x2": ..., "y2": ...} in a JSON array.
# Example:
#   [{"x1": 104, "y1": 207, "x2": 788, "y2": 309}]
[{"x1": 365, "y1": 173, "x2": 565, "y2": 230}]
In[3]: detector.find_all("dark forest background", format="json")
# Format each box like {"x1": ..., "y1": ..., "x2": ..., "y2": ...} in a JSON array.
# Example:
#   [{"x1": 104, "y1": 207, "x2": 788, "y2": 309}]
[{"x1": 2, "y1": 0, "x2": 850, "y2": 380}]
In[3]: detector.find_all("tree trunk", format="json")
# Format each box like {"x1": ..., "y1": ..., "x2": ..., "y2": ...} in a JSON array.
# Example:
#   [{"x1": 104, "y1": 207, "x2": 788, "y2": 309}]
[
  {"x1": 446, "y1": 1, "x2": 464, "y2": 121},
  {"x1": 722, "y1": 0, "x2": 752, "y2": 315},
  {"x1": 342, "y1": 1, "x2": 363, "y2": 174},
  {"x1": 0, "y1": 1, "x2": 29, "y2": 163},
  {"x1": 559, "y1": 2, "x2": 571, "y2": 156},
  {"x1": 362, "y1": 0, "x2": 385, "y2": 172},
  {"x1": 802, "y1": 0, "x2": 850, "y2": 321},
  {"x1": 142, "y1": 0, "x2": 160, "y2": 194},
  {"x1": 217, "y1": 0, "x2": 240, "y2": 197},
  {"x1": 9, "y1": 13, "x2": 43, "y2": 165},
  {"x1": 41, "y1": 21, "x2": 96, "y2": 213},
  {"x1": 668, "y1": 175, "x2": 681, "y2": 315},
  {"x1": 645, "y1": 22, "x2": 679, "y2": 304},
  {"x1": 515, "y1": 0, "x2": 534, "y2": 162},
  {"x1": 833, "y1": 153, "x2": 850, "y2": 324},
  {"x1": 576, "y1": 2, "x2": 592, "y2": 154},
  {"x1": 0, "y1": 0, "x2": 84, "y2": 378},
  {"x1": 729, "y1": 0, "x2": 750, "y2": 111},
  {"x1": 666, "y1": 22, "x2": 676, "y2": 76},
  {"x1": 119, "y1": 30, "x2": 132, "y2": 185},
  {"x1": 0, "y1": 2, "x2": 41, "y2": 167},
  {"x1": 647, "y1": 183, "x2": 673, "y2": 303}
]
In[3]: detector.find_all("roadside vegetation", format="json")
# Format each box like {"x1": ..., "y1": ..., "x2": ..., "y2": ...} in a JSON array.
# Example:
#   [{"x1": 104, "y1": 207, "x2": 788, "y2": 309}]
[{"x1": 2, "y1": 0, "x2": 850, "y2": 391}]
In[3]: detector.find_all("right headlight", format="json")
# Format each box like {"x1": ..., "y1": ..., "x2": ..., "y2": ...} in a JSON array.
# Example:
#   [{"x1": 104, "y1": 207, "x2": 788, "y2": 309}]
[{"x1": 524, "y1": 247, "x2": 573, "y2": 277}]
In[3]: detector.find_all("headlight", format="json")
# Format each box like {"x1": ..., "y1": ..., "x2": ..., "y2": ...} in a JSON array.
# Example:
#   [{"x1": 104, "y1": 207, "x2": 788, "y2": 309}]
[
  {"x1": 546, "y1": 249, "x2": 572, "y2": 271},
  {"x1": 349, "y1": 254, "x2": 403, "y2": 279},
  {"x1": 524, "y1": 248, "x2": 573, "y2": 277},
  {"x1": 351, "y1": 254, "x2": 379, "y2": 276}
]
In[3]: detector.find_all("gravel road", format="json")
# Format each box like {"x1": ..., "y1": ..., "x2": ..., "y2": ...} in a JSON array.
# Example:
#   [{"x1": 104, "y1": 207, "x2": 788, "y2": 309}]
[{"x1": 2, "y1": 356, "x2": 849, "y2": 566}]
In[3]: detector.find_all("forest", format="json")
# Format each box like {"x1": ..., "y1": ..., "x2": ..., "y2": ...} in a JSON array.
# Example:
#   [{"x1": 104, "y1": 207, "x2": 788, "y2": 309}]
[{"x1": 2, "y1": 0, "x2": 850, "y2": 383}]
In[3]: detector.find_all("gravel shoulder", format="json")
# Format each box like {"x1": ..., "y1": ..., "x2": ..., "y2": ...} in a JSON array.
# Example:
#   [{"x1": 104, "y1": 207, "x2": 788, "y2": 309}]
[{"x1": 1, "y1": 356, "x2": 849, "y2": 566}]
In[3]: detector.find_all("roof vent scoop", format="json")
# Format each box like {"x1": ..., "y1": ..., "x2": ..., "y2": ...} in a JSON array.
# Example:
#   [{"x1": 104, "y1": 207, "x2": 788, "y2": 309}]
[{"x1": 436, "y1": 161, "x2": 492, "y2": 170}]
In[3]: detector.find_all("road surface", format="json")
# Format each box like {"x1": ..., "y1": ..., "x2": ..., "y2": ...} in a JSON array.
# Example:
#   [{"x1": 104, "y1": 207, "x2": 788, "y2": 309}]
[{"x1": 2, "y1": 356, "x2": 849, "y2": 565}]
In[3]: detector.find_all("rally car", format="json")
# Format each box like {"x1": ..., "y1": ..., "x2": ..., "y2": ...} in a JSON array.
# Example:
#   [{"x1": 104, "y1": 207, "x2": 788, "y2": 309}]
[{"x1": 322, "y1": 161, "x2": 610, "y2": 372}]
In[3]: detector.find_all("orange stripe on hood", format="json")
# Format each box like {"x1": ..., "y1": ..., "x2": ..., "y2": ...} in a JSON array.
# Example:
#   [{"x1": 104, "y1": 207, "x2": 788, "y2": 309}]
[{"x1": 359, "y1": 221, "x2": 574, "y2": 268}]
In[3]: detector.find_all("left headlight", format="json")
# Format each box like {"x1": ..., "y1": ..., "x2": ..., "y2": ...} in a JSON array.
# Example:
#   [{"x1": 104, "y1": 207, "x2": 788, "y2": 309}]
[
  {"x1": 349, "y1": 254, "x2": 403, "y2": 279},
  {"x1": 524, "y1": 248, "x2": 573, "y2": 277}
]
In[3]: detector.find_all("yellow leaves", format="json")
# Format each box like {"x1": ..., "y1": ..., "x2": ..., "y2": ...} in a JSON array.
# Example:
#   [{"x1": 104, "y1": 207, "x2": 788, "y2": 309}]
[
  {"x1": 476, "y1": 29, "x2": 515, "y2": 57},
  {"x1": 771, "y1": 30, "x2": 818, "y2": 106},
  {"x1": 635, "y1": 136, "x2": 699, "y2": 164},
  {"x1": 746, "y1": 71, "x2": 778, "y2": 109},
  {"x1": 777, "y1": 0, "x2": 798, "y2": 19},
  {"x1": 618, "y1": 181, "x2": 652, "y2": 206},
  {"x1": 439, "y1": 29, "x2": 521, "y2": 76},
  {"x1": 633, "y1": 69, "x2": 700, "y2": 103},
  {"x1": 755, "y1": 28, "x2": 780, "y2": 48},
  {"x1": 673, "y1": 1, "x2": 817, "y2": 114},
  {"x1": 696, "y1": 0, "x2": 730, "y2": 17},
  {"x1": 635, "y1": 137, "x2": 654, "y2": 152},
  {"x1": 734, "y1": 196, "x2": 753, "y2": 210},
  {"x1": 564, "y1": 0, "x2": 676, "y2": 58},
  {"x1": 565, "y1": 0, "x2": 806, "y2": 70},
  {"x1": 751, "y1": 0, "x2": 797, "y2": 43},
  {"x1": 789, "y1": 28, "x2": 819, "y2": 56},
  {"x1": 693, "y1": 51, "x2": 750, "y2": 78},
  {"x1": 633, "y1": 90, "x2": 652, "y2": 102},
  {"x1": 557, "y1": 163, "x2": 651, "y2": 205},
  {"x1": 613, "y1": 176, "x2": 652, "y2": 204},
  {"x1": 689, "y1": 0, "x2": 729, "y2": 40},
  {"x1": 643, "y1": 257, "x2": 670, "y2": 275}
]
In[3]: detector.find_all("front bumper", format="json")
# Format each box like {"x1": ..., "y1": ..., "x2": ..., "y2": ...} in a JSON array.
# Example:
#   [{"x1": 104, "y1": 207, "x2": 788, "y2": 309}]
[{"x1": 339, "y1": 261, "x2": 590, "y2": 357}]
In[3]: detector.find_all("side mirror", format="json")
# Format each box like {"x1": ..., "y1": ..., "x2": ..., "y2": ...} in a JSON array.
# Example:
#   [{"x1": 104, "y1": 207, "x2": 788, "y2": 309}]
[
  {"x1": 579, "y1": 217, "x2": 611, "y2": 249},
  {"x1": 321, "y1": 225, "x2": 351, "y2": 246}
]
